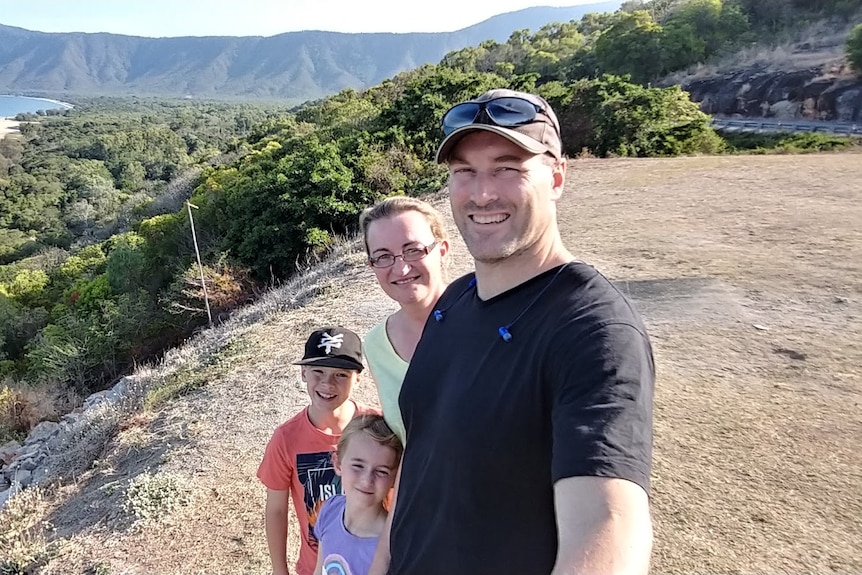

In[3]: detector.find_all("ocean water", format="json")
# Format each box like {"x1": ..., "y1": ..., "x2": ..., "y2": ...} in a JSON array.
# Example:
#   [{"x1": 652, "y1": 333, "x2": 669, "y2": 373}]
[{"x1": 0, "y1": 95, "x2": 73, "y2": 118}]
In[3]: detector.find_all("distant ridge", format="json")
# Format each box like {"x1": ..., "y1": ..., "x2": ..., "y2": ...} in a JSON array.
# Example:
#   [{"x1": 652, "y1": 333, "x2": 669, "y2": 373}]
[{"x1": 0, "y1": 3, "x2": 621, "y2": 101}]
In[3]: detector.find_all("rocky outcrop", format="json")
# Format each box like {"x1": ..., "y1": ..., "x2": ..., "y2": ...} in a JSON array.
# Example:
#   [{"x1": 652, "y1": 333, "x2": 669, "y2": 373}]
[
  {"x1": 0, "y1": 375, "x2": 141, "y2": 508},
  {"x1": 680, "y1": 66, "x2": 862, "y2": 122}
]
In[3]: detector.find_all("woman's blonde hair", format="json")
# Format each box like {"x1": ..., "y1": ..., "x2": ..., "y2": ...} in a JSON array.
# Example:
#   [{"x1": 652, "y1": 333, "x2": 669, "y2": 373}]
[
  {"x1": 359, "y1": 196, "x2": 449, "y2": 255},
  {"x1": 337, "y1": 414, "x2": 403, "y2": 467}
]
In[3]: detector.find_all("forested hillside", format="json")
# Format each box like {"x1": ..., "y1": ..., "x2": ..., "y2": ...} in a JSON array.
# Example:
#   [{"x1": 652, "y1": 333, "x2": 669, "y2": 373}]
[
  {"x1": 0, "y1": 3, "x2": 620, "y2": 100},
  {"x1": 1, "y1": 0, "x2": 860, "y2": 442}
]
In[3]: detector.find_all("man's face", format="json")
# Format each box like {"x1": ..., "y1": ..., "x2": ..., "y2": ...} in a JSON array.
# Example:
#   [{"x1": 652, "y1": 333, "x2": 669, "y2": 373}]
[{"x1": 446, "y1": 131, "x2": 565, "y2": 265}]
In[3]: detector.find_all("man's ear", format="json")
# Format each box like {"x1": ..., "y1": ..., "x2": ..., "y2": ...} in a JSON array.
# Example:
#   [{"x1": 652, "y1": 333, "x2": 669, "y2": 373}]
[
  {"x1": 551, "y1": 158, "x2": 567, "y2": 201},
  {"x1": 299, "y1": 366, "x2": 308, "y2": 382},
  {"x1": 332, "y1": 451, "x2": 342, "y2": 476}
]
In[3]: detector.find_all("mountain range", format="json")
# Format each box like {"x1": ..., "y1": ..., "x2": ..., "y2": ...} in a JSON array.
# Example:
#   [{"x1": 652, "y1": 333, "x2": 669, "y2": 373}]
[{"x1": 0, "y1": 3, "x2": 620, "y2": 102}]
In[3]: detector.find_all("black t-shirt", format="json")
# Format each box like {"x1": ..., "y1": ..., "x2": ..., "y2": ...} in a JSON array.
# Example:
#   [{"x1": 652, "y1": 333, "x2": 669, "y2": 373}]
[{"x1": 389, "y1": 263, "x2": 654, "y2": 575}]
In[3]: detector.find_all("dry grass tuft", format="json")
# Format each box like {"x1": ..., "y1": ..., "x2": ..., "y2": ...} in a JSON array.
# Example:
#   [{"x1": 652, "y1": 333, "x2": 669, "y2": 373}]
[
  {"x1": 0, "y1": 382, "x2": 78, "y2": 442},
  {"x1": 0, "y1": 487, "x2": 58, "y2": 573}
]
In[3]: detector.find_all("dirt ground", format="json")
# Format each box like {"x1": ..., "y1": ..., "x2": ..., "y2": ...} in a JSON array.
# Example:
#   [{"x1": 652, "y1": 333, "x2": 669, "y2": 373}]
[{"x1": 13, "y1": 152, "x2": 862, "y2": 574}]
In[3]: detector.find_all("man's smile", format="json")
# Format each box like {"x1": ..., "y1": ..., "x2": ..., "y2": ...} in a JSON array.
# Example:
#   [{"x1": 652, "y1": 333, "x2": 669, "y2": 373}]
[{"x1": 470, "y1": 213, "x2": 510, "y2": 224}]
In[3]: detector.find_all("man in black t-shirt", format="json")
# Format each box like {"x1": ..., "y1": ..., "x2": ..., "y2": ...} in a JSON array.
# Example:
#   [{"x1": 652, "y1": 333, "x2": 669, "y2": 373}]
[{"x1": 370, "y1": 89, "x2": 655, "y2": 575}]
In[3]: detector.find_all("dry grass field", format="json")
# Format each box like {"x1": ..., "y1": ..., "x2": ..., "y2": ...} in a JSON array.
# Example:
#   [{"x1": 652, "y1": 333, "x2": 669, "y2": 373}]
[{"x1": 3, "y1": 152, "x2": 861, "y2": 574}]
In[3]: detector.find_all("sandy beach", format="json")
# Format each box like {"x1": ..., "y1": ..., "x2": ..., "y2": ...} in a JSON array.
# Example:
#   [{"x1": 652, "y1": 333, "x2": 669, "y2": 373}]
[{"x1": 0, "y1": 117, "x2": 22, "y2": 139}]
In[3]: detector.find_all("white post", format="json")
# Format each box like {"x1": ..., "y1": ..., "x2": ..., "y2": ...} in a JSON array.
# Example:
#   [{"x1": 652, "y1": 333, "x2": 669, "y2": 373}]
[{"x1": 186, "y1": 201, "x2": 213, "y2": 327}]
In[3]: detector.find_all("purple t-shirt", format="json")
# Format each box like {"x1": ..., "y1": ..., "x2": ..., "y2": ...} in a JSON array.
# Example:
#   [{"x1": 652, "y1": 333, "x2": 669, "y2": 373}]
[{"x1": 313, "y1": 494, "x2": 379, "y2": 575}]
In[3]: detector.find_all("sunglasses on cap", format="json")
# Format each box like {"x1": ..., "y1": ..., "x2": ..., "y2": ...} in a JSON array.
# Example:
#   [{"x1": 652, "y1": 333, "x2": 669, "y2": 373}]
[{"x1": 441, "y1": 96, "x2": 558, "y2": 136}]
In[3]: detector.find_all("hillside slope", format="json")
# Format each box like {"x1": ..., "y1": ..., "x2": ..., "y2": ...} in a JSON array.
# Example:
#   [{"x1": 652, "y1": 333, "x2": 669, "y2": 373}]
[
  {"x1": 4, "y1": 153, "x2": 861, "y2": 574},
  {"x1": 0, "y1": 3, "x2": 620, "y2": 100}
]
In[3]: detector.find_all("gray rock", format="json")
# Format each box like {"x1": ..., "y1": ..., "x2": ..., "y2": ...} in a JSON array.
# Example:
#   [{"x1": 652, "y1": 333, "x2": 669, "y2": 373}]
[
  {"x1": 19, "y1": 455, "x2": 45, "y2": 471},
  {"x1": 26, "y1": 421, "x2": 61, "y2": 444},
  {"x1": 62, "y1": 411, "x2": 82, "y2": 423},
  {"x1": 0, "y1": 440, "x2": 20, "y2": 465},
  {"x1": 835, "y1": 88, "x2": 861, "y2": 121},
  {"x1": 680, "y1": 64, "x2": 862, "y2": 121},
  {"x1": 0, "y1": 374, "x2": 139, "y2": 508},
  {"x1": 14, "y1": 448, "x2": 40, "y2": 461},
  {"x1": 769, "y1": 100, "x2": 800, "y2": 119},
  {"x1": 12, "y1": 469, "x2": 32, "y2": 486},
  {"x1": 0, "y1": 484, "x2": 20, "y2": 507},
  {"x1": 83, "y1": 390, "x2": 111, "y2": 409}
]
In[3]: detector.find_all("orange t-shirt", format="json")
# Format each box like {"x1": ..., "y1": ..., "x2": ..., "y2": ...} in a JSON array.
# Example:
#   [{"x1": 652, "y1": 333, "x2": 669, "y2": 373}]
[{"x1": 257, "y1": 402, "x2": 374, "y2": 575}]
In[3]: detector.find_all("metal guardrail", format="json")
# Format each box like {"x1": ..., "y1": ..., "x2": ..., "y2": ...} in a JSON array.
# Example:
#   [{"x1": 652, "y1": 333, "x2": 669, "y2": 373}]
[{"x1": 710, "y1": 117, "x2": 862, "y2": 136}]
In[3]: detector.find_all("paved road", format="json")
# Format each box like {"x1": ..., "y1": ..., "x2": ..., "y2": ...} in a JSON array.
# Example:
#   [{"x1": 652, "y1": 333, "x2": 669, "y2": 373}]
[{"x1": 711, "y1": 116, "x2": 862, "y2": 136}]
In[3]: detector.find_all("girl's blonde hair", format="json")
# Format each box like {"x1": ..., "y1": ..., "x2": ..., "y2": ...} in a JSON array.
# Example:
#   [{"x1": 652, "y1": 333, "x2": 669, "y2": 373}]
[
  {"x1": 359, "y1": 196, "x2": 449, "y2": 255},
  {"x1": 337, "y1": 414, "x2": 403, "y2": 467}
]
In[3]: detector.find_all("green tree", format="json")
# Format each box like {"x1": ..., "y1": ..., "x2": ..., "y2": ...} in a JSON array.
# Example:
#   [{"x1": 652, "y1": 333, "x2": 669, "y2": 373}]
[
  {"x1": 196, "y1": 135, "x2": 373, "y2": 278},
  {"x1": 664, "y1": 0, "x2": 749, "y2": 58},
  {"x1": 848, "y1": 24, "x2": 862, "y2": 75},
  {"x1": 377, "y1": 67, "x2": 506, "y2": 159},
  {"x1": 551, "y1": 75, "x2": 723, "y2": 157},
  {"x1": 594, "y1": 11, "x2": 666, "y2": 83}
]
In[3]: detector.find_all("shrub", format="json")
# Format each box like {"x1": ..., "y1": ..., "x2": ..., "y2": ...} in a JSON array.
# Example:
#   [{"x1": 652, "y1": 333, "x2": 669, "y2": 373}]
[
  {"x1": 551, "y1": 75, "x2": 723, "y2": 157},
  {"x1": 124, "y1": 470, "x2": 191, "y2": 522},
  {"x1": 0, "y1": 487, "x2": 56, "y2": 573}
]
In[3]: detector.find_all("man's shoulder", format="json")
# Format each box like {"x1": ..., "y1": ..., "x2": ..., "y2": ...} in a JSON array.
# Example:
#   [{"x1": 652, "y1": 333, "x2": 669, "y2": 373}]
[
  {"x1": 442, "y1": 272, "x2": 477, "y2": 298},
  {"x1": 552, "y1": 262, "x2": 650, "y2": 336}
]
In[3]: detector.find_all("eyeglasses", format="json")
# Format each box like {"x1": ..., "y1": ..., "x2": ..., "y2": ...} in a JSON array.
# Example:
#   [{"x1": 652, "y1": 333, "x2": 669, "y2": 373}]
[
  {"x1": 441, "y1": 96, "x2": 552, "y2": 136},
  {"x1": 369, "y1": 242, "x2": 438, "y2": 268}
]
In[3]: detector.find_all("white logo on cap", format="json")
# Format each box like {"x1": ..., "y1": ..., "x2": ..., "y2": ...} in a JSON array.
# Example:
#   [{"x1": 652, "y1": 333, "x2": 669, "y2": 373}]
[{"x1": 318, "y1": 333, "x2": 344, "y2": 354}]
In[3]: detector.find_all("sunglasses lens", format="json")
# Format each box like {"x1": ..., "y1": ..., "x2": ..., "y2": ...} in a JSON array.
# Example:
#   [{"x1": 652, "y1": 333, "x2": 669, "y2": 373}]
[
  {"x1": 442, "y1": 103, "x2": 481, "y2": 135},
  {"x1": 485, "y1": 97, "x2": 538, "y2": 126}
]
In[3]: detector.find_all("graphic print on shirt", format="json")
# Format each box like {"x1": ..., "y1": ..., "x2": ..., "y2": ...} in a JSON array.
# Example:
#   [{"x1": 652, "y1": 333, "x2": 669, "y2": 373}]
[
  {"x1": 323, "y1": 553, "x2": 354, "y2": 575},
  {"x1": 297, "y1": 451, "x2": 342, "y2": 543}
]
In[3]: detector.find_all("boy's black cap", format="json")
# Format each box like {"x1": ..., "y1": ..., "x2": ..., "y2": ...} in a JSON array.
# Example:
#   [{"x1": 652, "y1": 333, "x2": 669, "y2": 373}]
[{"x1": 292, "y1": 326, "x2": 364, "y2": 372}]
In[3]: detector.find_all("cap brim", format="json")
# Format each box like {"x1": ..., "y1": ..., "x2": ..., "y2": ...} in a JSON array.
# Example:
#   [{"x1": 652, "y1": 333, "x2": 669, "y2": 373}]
[
  {"x1": 293, "y1": 357, "x2": 364, "y2": 372},
  {"x1": 436, "y1": 124, "x2": 550, "y2": 164}
]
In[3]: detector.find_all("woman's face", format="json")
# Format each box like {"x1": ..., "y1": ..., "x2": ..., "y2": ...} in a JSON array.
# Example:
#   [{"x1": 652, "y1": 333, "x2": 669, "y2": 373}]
[{"x1": 365, "y1": 210, "x2": 448, "y2": 308}]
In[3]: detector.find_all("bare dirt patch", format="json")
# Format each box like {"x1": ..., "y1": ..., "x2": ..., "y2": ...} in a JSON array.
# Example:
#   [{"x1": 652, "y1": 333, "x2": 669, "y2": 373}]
[{"x1": 11, "y1": 152, "x2": 861, "y2": 574}]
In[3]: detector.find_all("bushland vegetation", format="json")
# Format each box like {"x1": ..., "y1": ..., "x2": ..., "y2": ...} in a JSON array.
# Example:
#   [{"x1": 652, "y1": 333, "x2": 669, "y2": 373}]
[
  {"x1": 848, "y1": 23, "x2": 862, "y2": 73},
  {"x1": 1, "y1": 0, "x2": 860, "y2": 441}
]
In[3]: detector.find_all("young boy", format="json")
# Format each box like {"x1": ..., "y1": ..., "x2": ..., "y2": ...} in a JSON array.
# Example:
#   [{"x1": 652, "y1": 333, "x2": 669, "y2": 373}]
[{"x1": 258, "y1": 326, "x2": 374, "y2": 575}]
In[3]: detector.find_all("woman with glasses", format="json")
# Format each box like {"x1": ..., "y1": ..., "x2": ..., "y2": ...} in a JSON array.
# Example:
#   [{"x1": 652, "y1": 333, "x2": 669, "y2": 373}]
[{"x1": 358, "y1": 197, "x2": 450, "y2": 445}]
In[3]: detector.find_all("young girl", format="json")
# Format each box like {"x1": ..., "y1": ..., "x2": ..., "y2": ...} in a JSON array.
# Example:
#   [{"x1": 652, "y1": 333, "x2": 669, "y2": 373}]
[{"x1": 313, "y1": 414, "x2": 403, "y2": 575}]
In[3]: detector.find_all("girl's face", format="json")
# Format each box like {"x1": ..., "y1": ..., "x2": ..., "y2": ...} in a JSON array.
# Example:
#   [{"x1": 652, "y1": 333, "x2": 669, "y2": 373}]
[
  {"x1": 334, "y1": 432, "x2": 398, "y2": 509},
  {"x1": 365, "y1": 210, "x2": 448, "y2": 308}
]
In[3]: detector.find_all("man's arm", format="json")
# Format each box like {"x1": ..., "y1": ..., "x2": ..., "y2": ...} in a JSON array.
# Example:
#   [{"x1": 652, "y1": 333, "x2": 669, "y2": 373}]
[
  {"x1": 551, "y1": 476, "x2": 652, "y2": 575},
  {"x1": 265, "y1": 488, "x2": 292, "y2": 575},
  {"x1": 368, "y1": 463, "x2": 402, "y2": 575}
]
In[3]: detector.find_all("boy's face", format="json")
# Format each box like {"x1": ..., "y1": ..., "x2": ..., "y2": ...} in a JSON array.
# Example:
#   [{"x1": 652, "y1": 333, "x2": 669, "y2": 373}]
[{"x1": 301, "y1": 365, "x2": 359, "y2": 411}]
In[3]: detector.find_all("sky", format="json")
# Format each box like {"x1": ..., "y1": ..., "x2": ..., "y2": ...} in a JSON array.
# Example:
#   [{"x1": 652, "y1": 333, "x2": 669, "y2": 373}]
[{"x1": 0, "y1": 0, "x2": 611, "y2": 37}]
